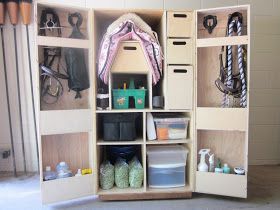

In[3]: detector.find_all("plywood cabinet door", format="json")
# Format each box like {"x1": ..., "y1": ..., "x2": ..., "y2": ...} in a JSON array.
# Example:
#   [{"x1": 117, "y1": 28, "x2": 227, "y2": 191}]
[{"x1": 167, "y1": 65, "x2": 193, "y2": 110}]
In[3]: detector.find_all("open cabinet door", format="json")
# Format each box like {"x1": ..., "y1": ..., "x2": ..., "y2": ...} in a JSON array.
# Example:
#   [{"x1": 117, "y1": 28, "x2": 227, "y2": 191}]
[
  {"x1": 35, "y1": 2, "x2": 95, "y2": 203},
  {"x1": 194, "y1": 5, "x2": 250, "y2": 198}
]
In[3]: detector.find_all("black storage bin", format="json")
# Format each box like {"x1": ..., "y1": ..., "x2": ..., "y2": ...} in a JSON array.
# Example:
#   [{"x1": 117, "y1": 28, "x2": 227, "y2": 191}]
[{"x1": 103, "y1": 113, "x2": 137, "y2": 141}]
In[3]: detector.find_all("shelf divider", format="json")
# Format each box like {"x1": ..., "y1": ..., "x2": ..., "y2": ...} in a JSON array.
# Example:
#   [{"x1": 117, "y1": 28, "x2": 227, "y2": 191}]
[{"x1": 37, "y1": 36, "x2": 90, "y2": 49}]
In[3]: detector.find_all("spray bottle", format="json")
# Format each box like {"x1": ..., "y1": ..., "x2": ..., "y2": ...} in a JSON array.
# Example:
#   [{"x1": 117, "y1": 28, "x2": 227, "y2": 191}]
[{"x1": 198, "y1": 149, "x2": 210, "y2": 172}]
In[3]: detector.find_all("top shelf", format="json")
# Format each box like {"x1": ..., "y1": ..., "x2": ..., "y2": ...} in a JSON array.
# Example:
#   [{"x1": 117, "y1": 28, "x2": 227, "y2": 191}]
[{"x1": 196, "y1": 36, "x2": 248, "y2": 48}]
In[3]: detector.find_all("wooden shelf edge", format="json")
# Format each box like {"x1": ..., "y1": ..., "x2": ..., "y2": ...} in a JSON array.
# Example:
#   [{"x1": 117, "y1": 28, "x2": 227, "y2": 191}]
[
  {"x1": 37, "y1": 36, "x2": 90, "y2": 49},
  {"x1": 99, "y1": 186, "x2": 192, "y2": 200},
  {"x1": 97, "y1": 138, "x2": 144, "y2": 145},
  {"x1": 146, "y1": 139, "x2": 192, "y2": 144},
  {"x1": 197, "y1": 36, "x2": 248, "y2": 48}
]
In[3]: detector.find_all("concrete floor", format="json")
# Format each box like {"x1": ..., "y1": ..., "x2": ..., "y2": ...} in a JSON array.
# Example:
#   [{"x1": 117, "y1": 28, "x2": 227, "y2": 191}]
[{"x1": 0, "y1": 165, "x2": 279, "y2": 210}]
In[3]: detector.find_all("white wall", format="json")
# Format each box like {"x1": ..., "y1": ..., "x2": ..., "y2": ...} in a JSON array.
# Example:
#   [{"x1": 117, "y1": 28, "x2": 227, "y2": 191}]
[{"x1": 0, "y1": 0, "x2": 279, "y2": 172}]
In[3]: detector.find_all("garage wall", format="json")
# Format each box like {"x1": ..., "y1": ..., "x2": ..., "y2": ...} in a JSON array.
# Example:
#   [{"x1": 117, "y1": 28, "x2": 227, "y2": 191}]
[{"x1": 0, "y1": 0, "x2": 279, "y2": 172}]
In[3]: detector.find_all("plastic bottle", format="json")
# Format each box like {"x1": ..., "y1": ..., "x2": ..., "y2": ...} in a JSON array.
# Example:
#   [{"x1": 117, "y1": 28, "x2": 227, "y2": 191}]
[
  {"x1": 209, "y1": 154, "x2": 215, "y2": 172},
  {"x1": 75, "y1": 169, "x2": 82, "y2": 176},
  {"x1": 223, "y1": 163, "x2": 231, "y2": 174},
  {"x1": 56, "y1": 162, "x2": 73, "y2": 179},
  {"x1": 43, "y1": 166, "x2": 56, "y2": 181}
]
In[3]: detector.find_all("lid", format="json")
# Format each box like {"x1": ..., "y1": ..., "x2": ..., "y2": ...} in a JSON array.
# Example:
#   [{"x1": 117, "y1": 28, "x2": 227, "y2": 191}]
[
  {"x1": 224, "y1": 163, "x2": 228, "y2": 167},
  {"x1": 147, "y1": 145, "x2": 188, "y2": 168},
  {"x1": 154, "y1": 117, "x2": 190, "y2": 123},
  {"x1": 46, "y1": 166, "x2": 51, "y2": 171}
]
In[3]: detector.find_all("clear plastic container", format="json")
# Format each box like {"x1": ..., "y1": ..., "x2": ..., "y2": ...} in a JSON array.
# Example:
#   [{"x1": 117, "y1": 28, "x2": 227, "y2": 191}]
[
  {"x1": 147, "y1": 145, "x2": 188, "y2": 188},
  {"x1": 153, "y1": 117, "x2": 190, "y2": 140}
]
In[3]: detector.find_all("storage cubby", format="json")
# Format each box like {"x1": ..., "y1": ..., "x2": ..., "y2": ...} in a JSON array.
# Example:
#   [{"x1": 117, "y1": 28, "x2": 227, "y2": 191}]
[
  {"x1": 94, "y1": 10, "x2": 166, "y2": 111},
  {"x1": 39, "y1": 46, "x2": 90, "y2": 110},
  {"x1": 97, "y1": 144, "x2": 145, "y2": 194},
  {"x1": 146, "y1": 144, "x2": 192, "y2": 192},
  {"x1": 146, "y1": 112, "x2": 192, "y2": 143},
  {"x1": 197, "y1": 7, "x2": 248, "y2": 39},
  {"x1": 37, "y1": 4, "x2": 89, "y2": 39},
  {"x1": 197, "y1": 130, "x2": 246, "y2": 170},
  {"x1": 96, "y1": 112, "x2": 144, "y2": 145},
  {"x1": 41, "y1": 132, "x2": 90, "y2": 179},
  {"x1": 197, "y1": 45, "x2": 248, "y2": 108}
]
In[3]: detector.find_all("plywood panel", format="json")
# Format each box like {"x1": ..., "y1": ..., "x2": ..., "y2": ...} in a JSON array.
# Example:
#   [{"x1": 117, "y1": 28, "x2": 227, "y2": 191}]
[
  {"x1": 41, "y1": 133, "x2": 89, "y2": 173},
  {"x1": 195, "y1": 171, "x2": 247, "y2": 198},
  {"x1": 196, "y1": 107, "x2": 247, "y2": 131},
  {"x1": 40, "y1": 109, "x2": 92, "y2": 135},
  {"x1": 197, "y1": 130, "x2": 246, "y2": 169},
  {"x1": 42, "y1": 174, "x2": 94, "y2": 204}
]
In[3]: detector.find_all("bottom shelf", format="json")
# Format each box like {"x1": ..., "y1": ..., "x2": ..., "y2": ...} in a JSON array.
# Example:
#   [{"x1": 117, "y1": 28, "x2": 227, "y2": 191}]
[
  {"x1": 41, "y1": 174, "x2": 94, "y2": 204},
  {"x1": 98, "y1": 186, "x2": 145, "y2": 195},
  {"x1": 98, "y1": 185, "x2": 192, "y2": 200},
  {"x1": 195, "y1": 171, "x2": 247, "y2": 198}
]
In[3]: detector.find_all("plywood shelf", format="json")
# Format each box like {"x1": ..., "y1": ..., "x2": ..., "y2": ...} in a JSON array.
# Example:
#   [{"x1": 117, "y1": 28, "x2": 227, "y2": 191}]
[
  {"x1": 195, "y1": 171, "x2": 247, "y2": 198},
  {"x1": 147, "y1": 185, "x2": 192, "y2": 193},
  {"x1": 97, "y1": 138, "x2": 144, "y2": 145},
  {"x1": 196, "y1": 107, "x2": 247, "y2": 131},
  {"x1": 146, "y1": 139, "x2": 192, "y2": 144},
  {"x1": 37, "y1": 36, "x2": 90, "y2": 49},
  {"x1": 197, "y1": 36, "x2": 248, "y2": 47},
  {"x1": 98, "y1": 186, "x2": 145, "y2": 195},
  {"x1": 40, "y1": 109, "x2": 92, "y2": 135},
  {"x1": 41, "y1": 174, "x2": 94, "y2": 204}
]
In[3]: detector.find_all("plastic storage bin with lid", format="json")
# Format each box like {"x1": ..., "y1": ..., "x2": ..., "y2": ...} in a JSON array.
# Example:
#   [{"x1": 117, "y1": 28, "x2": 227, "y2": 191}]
[
  {"x1": 147, "y1": 145, "x2": 188, "y2": 188},
  {"x1": 153, "y1": 115, "x2": 190, "y2": 140}
]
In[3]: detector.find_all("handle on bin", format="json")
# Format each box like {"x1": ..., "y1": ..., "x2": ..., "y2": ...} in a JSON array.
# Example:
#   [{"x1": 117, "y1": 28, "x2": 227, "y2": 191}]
[
  {"x1": 174, "y1": 69, "x2": 188, "y2": 73},
  {"x1": 173, "y1": 13, "x2": 187, "y2": 18},
  {"x1": 123, "y1": 46, "x2": 137, "y2": 51},
  {"x1": 173, "y1": 41, "x2": 186, "y2": 45}
]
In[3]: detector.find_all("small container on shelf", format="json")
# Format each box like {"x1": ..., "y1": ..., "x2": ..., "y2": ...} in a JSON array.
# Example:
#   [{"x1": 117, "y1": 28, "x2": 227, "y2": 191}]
[
  {"x1": 153, "y1": 115, "x2": 190, "y2": 140},
  {"x1": 147, "y1": 145, "x2": 188, "y2": 188},
  {"x1": 112, "y1": 89, "x2": 146, "y2": 109}
]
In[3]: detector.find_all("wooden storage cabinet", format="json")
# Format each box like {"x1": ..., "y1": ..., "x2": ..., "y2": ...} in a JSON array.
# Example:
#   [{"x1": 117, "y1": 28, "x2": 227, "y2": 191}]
[{"x1": 35, "y1": 3, "x2": 249, "y2": 204}]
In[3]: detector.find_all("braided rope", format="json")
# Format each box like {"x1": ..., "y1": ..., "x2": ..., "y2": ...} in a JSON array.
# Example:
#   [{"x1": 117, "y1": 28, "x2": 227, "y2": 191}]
[{"x1": 222, "y1": 19, "x2": 247, "y2": 108}]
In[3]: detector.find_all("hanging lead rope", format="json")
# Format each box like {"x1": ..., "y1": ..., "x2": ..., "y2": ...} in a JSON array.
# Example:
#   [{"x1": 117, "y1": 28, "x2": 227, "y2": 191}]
[{"x1": 222, "y1": 17, "x2": 247, "y2": 108}]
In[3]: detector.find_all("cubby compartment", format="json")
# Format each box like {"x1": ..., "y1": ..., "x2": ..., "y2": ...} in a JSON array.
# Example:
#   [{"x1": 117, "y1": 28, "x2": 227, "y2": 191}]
[
  {"x1": 94, "y1": 10, "x2": 166, "y2": 111},
  {"x1": 197, "y1": 6, "x2": 248, "y2": 39},
  {"x1": 146, "y1": 112, "x2": 191, "y2": 143},
  {"x1": 37, "y1": 4, "x2": 89, "y2": 39},
  {"x1": 41, "y1": 132, "x2": 91, "y2": 178},
  {"x1": 197, "y1": 45, "x2": 248, "y2": 108},
  {"x1": 167, "y1": 11, "x2": 194, "y2": 38},
  {"x1": 97, "y1": 144, "x2": 145, "y2": 194},
  {"x1": 197, "y1": 130, "x2": 246, "y2": 172},
  {"x1": 146, "y1": 144, "x2": 192, "y2": 192},
  {"x1": 96, "y1": 112, "x2": 144, "y2": 145},
  {"x1": 38, "y1": 46, "x2": 90, "y2": 111}
]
